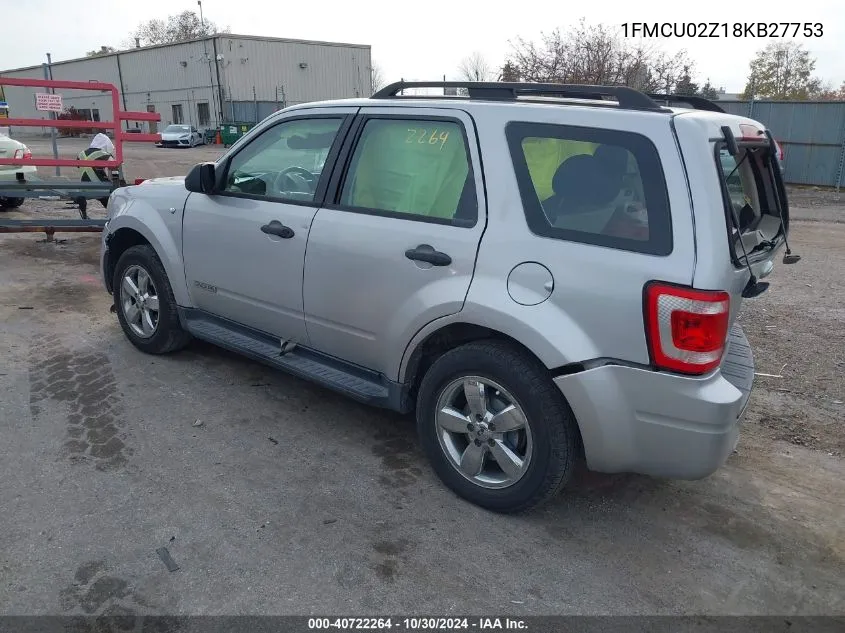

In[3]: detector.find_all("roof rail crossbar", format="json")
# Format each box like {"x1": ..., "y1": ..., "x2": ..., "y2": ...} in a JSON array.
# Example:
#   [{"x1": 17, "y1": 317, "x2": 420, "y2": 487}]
[
  {"x1": 372, "y1": 81, "x2": 664, "y2": 111},
  {"x1": 646, "y1": 93, "x2": 726, "y2": 113}
]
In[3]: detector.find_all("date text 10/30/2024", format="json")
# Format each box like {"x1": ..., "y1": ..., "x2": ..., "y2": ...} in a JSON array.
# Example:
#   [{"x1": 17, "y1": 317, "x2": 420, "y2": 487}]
[
  {"x1": 308, "y1": 618, "x2": 528, "y2": 630},
  {"x1": 621, "y1": 22, "x2": 823, "y2": 38}
]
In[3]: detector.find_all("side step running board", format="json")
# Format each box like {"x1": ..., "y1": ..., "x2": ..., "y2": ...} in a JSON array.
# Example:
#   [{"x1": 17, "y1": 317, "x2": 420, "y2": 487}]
[{"x1": 180, "y1": 309, "x2": 407, "y2": 411}]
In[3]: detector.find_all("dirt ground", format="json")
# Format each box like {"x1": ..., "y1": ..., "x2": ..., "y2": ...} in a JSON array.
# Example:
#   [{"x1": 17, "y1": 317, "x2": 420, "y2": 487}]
[{"x1": 1, "y1": 140, "x2": 844, "y2": 616}]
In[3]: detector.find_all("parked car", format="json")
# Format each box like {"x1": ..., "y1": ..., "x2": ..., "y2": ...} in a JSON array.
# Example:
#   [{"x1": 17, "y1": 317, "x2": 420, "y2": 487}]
[
  {"x1": 157, "y1": 125, "x2": 204, "y2": 148},
  {"x1": 101, "y1": 83, "x2": 792, "y2": 513},
  {"x1": 0, "y1": 133, "x2": 35, "y2": 210}
]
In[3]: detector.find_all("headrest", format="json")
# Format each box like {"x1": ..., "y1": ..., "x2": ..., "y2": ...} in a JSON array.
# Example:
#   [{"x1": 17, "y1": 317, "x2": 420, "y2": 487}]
[
  {"x1": 550, "y1": 152, "x2": 622, "y2": 210},
  {"x1": 593, "y1": 144, "x2": 630, "y2": 179}
]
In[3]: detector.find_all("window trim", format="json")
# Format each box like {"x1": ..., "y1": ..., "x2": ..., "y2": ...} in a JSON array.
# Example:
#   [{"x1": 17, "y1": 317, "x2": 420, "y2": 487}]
[
  {"x1": 323, "y1": 113, "x2": 479, "y2": 228},
  {"x1": 214, "y1": 113, "x2": 353, "y2": 208},
  {"x1": 506, "y1": 121, "x2": 674, "y2": 256}
]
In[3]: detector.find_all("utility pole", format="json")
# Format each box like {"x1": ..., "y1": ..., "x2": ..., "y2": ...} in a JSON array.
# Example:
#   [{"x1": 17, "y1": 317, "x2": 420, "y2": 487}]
[
  {"x1": 197, "y1": 0, "x2": 218, "y2": 127},
  {"x1": 45, "y1": 54, "x2": 59, "y2": 176},
  {"x1": 749, "y1": 79, "x2": 755, "y2": 118}
]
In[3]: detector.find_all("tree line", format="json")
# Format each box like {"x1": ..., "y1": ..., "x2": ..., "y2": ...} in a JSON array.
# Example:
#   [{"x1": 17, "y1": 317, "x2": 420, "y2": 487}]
[
  {"x1": 83, "y1": 12, "x2": 843, "y2": 102},
  {"x1": 441, "y1": 21, "x2": 844, "y2": 102}
]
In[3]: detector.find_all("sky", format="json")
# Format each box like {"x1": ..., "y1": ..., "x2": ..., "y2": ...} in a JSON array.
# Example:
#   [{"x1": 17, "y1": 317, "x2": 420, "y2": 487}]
[{"x1": 2, "y1": 0, "x2": 844, "y2": 93}]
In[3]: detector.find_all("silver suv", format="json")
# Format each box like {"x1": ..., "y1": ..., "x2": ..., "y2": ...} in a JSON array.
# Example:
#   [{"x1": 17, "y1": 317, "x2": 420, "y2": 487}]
[{"x1": 101, "y1": 82, "x2": 795, "y2": 512}]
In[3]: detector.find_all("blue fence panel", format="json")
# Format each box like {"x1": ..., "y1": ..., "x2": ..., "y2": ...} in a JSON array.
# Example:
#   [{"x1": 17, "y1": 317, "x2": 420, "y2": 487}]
[
  {"x1": 227, "y1": 101, "x2": 285, "y2": 124},
  {"x1": 718, "y1": 100, "x2": 845, "y2": 187}
]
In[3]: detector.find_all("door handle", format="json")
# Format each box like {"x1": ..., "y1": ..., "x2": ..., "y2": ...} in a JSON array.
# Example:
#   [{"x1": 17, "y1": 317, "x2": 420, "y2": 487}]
[
  {"x1": 260, "y1": 220, "x2": 295, "y2": 239},
  {"x1": 405, "y1": 244, "x2": 452, "y2": 267}
]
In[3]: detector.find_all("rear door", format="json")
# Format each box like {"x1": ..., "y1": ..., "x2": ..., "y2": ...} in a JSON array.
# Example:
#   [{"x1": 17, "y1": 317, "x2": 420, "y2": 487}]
[
  {"x1": 674, "y1": 114, "x2": 789, "y2": 323},
  {"x1": 302, "y1": 107, "x2": 486, "y2": 377}
]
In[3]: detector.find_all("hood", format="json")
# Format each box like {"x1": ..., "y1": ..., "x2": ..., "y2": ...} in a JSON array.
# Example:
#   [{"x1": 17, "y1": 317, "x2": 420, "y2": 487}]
[
  {"x1": 161, "y1": 131, "x2": 191, "y2": 140},
  {"x1": 136, "y1": 176, "x2": 186, "y2": 186}
]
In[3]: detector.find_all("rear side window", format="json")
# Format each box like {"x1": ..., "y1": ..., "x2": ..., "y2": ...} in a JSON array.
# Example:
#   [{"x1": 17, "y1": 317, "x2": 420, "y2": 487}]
[
  {"x1": 339, "y1": 118, "x2": 477, "y2": 225},
  {"x1": 506, "y1": 122, "x2": 672, "y2": 255}
]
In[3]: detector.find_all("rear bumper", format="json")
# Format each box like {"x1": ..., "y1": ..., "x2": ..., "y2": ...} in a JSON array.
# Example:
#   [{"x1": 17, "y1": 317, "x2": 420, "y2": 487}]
[
  {"x1": 0, "y1": 166, "x2": 38, "y2": 181},
  {"x1": 555, "y1": 324, "x2": 754, "y2": 479}
]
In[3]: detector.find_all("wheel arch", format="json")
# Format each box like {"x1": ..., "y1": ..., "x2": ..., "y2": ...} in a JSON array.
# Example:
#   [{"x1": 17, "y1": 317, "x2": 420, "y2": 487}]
[
  {"x1": 105, "y1": 214, "x2": 190, "y2": 305},
  {"x1": 400, "y1": 320, "x2": 587, "y2": 454},
  {"x1": 402, "y1": 321, "x2": 584, "y2": 398},
  {"x1": 104, "y1": 227, "x2": 150, "y2": 294}
]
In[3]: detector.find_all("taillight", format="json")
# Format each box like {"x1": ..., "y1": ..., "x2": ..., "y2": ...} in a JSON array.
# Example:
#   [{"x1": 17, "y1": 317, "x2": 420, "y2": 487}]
[
  {"x1": 644, "y1": 282, "x2": 731, "y2": 375},
  {"x1": 134, "y1": 178, "x2": 146, "y2": 185},
  {"x1": 12, "y1": 148, "x2": 32, "y2": 160}
]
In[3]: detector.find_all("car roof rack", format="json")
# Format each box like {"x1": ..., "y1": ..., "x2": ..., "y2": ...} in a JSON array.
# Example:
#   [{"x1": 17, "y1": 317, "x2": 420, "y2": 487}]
[
  {"x1": 371, "y1": 81, "x2": 665, "y2": 112},
  {"x1": 645, "y1": 93, "x2": 725, "y2": 113}
]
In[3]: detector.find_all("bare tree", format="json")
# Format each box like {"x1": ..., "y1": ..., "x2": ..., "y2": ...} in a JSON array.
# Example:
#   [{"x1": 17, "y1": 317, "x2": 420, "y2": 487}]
[
  {"x1": 505, "y1": 19, "x2": 695, "y2": 93},
  {"x1": 815, "y1": 81, "x2": 845, "y2": 101},
  {"x1": 458, "y1": 52, "x2": 494, "y2": 82},
  {"x1": 86, "y1": 46, "x2": 118, "y2": 57},
  {"x1": 124, "y1": 10, "x2": 229, "y2": 47},
  {"x1": 370, "y1": 62, "x2": 386, "y2": 95}
]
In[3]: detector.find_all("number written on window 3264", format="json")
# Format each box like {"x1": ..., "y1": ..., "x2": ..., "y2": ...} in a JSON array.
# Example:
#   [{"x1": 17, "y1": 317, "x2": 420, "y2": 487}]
[{"x1": 406, "y1": 128, "x2": 450, "y2": 149}]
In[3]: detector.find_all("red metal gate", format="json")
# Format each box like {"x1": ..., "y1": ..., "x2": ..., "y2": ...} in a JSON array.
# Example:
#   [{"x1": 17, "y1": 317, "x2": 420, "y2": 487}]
[
  {"x1": 0, "y1": 77, "x2": 162, "y2": 238},
  {"x1": 0, "y1": 76, "x2": 160, "y2": 169}
]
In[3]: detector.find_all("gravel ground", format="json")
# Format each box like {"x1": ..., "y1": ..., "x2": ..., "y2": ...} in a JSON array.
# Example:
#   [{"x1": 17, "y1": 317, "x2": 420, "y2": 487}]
[{"x1": 0, "y1": 142, "x2": 843, "y2": 617}]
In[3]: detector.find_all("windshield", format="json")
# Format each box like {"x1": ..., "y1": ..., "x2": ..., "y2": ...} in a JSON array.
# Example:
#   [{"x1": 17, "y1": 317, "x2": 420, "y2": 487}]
[
  {"x1": 165, "y1": 125, "x2": 191, "y2": 134},
  {"x1": 716, "y1": 143, "x2": 786, "y2": 261}
]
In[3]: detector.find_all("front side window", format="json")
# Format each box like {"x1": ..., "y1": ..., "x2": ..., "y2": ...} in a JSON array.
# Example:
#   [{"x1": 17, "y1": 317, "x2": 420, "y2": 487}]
[
  {"x1": 223, "y1": 117, "x2": 343, "y2": 203},
  {"x1": 339, "y1": 118, "x2": 477, "y2": 225},
  {"x1": 506, "y1": 122, "x2": 672, "y2": 255}
]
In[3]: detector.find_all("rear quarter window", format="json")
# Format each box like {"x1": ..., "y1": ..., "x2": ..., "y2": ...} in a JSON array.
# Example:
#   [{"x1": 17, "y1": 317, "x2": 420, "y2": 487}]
[{"x1": 506, "y1": 122, "x2": 673, "y2": 256}]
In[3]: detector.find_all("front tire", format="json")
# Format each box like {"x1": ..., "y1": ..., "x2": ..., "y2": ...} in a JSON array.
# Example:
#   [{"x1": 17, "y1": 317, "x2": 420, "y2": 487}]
[
  {"x1": 416, "y1": 341, "x2": 578, "y2": 513},
  {"x1": 113, "y1": 245, "x2": 191, "y2": 354}
]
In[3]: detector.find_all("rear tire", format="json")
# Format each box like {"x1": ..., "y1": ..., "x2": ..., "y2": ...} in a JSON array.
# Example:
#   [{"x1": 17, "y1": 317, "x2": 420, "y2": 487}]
[
  {"x1": 416, "y1": 340, "x2": 578, "y2": 513},
  {"x1": 0, "y1": 196, "x2": 24, "y2": 210},
  {"x1": 113, "y1": 245, "x2": 191, "y2": 355}
]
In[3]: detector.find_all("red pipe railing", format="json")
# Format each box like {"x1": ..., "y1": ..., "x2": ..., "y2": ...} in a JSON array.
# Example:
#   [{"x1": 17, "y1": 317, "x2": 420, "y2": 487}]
[{"x1": 0, "y1": 76, "x2": 161, "y2": 169}]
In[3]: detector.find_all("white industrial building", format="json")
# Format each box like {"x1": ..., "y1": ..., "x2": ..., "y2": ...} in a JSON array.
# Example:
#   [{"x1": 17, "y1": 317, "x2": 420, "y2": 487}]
[{"x1": 0, "y1": 34, "x2": 372, "y2": 132}]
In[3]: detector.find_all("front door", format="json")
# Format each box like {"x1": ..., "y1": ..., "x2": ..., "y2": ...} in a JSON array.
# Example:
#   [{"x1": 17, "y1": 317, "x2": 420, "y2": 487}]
[
  {"x1": 302, "y1": 107, "x2": 486, "y2": 377},
  {"x1": 182, "y1": 111, "x2": 355, "y2": 342}
]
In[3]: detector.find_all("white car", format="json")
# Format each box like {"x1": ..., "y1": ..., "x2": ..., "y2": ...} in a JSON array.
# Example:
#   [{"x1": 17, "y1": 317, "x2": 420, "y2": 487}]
[
  {"x1": 0, "y1": 134, "x2": 36, "y2": 210},
  {"x1": 157, "y1": 125, "x2": 205, "y2": 148}
]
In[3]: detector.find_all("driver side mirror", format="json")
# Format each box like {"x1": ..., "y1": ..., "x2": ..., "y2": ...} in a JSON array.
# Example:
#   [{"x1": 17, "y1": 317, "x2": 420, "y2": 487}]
[{"x1": 185, "y1": 162, "x2": 216, "y2": 194}]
